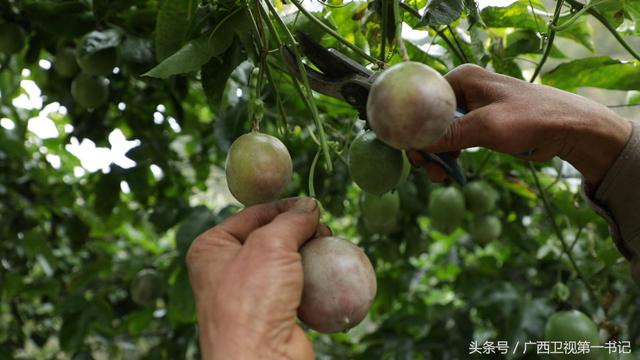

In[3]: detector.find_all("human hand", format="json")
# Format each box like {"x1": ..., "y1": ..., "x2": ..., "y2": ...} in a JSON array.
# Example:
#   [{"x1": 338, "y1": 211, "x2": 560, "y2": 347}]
[
  {"x1": 186, "y1": 197, "x2": 329, "y2": 360},
  {"x1": 410, "y1": 64, "x2": 632, "y2": 185}
]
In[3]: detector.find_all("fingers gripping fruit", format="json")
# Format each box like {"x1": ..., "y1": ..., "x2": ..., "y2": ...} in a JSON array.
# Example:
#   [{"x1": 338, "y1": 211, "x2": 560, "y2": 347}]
[
  {"x1": 367, "y1": 61, "x2": 457, "y2": 150},
  {"x1": 298, "y1": 236, "x2": 377, "y2": 333},
  {"x1": 225, "y1": 132, "x2": 292, "y2": 206},
  {"x1": 0, "y1": 23, "x2": 26, "y2": 54},
  {"x1": 71, "y1": 73, "x2": 109, "y2": 109},
  {"x1": 130, "y1": 269, "x2": 162, "y2": 306},
  {"x1": 428, "y1": 187, "x2": 465, "y2": 233},
  {"x1": 348, "y1": 130, "x2": 404, "y2": 195},
  {"x1": 360, "y1": 191, "x2": 400, "y2": 234}
]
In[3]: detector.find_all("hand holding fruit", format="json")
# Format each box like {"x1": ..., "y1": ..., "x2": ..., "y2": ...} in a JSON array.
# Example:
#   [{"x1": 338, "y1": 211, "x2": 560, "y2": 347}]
[
  {"x1": 418, "y1": 64, "x2": 632, "y2": 185},
  {"x1": 186, "y1": 197, "x2": 324, "y2": 359}
]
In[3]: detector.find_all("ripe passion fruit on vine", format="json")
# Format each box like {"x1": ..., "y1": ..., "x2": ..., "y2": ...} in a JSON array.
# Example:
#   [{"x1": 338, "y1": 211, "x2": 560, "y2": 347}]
[
  {"x1": 0, "y1": 23, "x2": 26, "y2": 54},
  {"x1": 348, "y1": 130, "x2": 404, "y2": 195},
  {"x1": 225, "y1": 131, "x2": 292, "y2": 206},
  {"x1": 367, "y1": 61, "x2": 456, "y2": 150},
  {"x1": 71, "y1": 73, "x2": 109, "y2": 109},
  {"x1": 298, "y1": 236, "x2": 377, "y2": 333},
  {"x1": 130, "y1": 268, "x2": 162, "y2": 306},
  {"x1": 428, "y1": 186, "x2": 465, "y2": 233}
]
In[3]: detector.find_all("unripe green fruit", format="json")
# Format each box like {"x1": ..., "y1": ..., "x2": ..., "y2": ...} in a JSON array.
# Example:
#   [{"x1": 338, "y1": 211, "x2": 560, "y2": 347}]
[
  {"x1": 71, "y1": 73, "x2": 109, "y2": 108},
  {"x1": 429, "y1": 187, "x2": 465, "y2": 233},
  {"x1": 225, "y1": 132, "x2": 292, "y2": 206},
  {"x1": 130, "y1": 269, "x2": 162, "y2": 306},
  {"x1": 298, "y1": 236, "x2": 377, "y2": 333},
  {"x1": 544, "y1": 310, "x2": 605, "y2": 360},
  {"x1": 76, "y1": 45, "x2": 118, "y2": 76},
  {"x1": 348, "y1": 131, "x2": 403, "y2": 195},
  {"x1": 367, "y1": 61, "x2": 456, "y2": 150},
  {"x1": 361, "y1": 191, "x2": 400, "y2": 234},
  {"x1": 463, "y1": 181, "x2": 498, "y2": 214},
  {"x1": 470, "y1": 215, "x2": 502, "y2": 243},
  {"x1": 0, "y1": 23, "x2": 26, "y2": 54},
  {"x1": 55, "y1": 47, "x2": 80, "y2": 78}
]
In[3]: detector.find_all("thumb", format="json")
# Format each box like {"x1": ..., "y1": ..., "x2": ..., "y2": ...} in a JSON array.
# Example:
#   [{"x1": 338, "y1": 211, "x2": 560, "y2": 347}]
[
  {"x1": 424, "y1": 107, "x2": 493, "y2": 153},
  {"x1": 246, "y1": 197, "x2": 321, "y2": 252}
]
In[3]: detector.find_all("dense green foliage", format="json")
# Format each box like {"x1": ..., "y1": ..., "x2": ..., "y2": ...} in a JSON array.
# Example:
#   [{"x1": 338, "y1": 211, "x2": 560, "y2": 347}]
[{"x1": 1, "y1": 0, "x2": 640, "y2": 359}]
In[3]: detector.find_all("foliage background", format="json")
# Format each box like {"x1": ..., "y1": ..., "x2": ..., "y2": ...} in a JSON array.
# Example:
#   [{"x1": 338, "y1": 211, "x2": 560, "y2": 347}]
[{"x1": 1, "y1": 0, "x2": 640, "y2": 359}]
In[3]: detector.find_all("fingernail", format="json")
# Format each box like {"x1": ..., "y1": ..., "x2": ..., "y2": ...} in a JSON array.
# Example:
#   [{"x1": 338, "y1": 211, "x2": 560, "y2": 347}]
[{"x1": 293, "y1": 197, "x2": 317, "y2": 213}]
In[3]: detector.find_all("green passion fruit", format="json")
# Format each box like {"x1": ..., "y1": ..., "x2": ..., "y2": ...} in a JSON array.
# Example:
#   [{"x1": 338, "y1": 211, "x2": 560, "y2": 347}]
[
  {"x1": 55, "y1": 46, "x2": 80, "y2": 78},
  {"x1": 298, "y1": 236, "x2": 377, "y2": 333},
  {"x1": 544, "y1": 310, "x2": 606, "y2": 360},
  {"x1": 76, "y1": 32, "x2": 118, "y2": 76},
  {"x1": 348, "y1": 130, "x2": 404, "y2": 195},
  {"x1": 0, "y1": 23, "x2": 26, "y2": 54},
  {"x1": 367, "y1": 61, "x2": 456, "y2": 150},
  {"x1": 463, "y1": 181, "x2": 498, "y2": 214},
  {"x1": 225, "y1": 132, "x2": 292, "y2": 206},
  {"x1": 71, "y1": 73, "x2": 109, "y2": 109},
  {"x1": 470, "y1": 215, "x2": 502, "y2": 243},
  {"x1": 130, "y1": 269, "x2": 162, "y2": 306},
  {"x1": 360, "y1": 191, "x2": 400, "y2": 234},
  {"x1": 428, "y1": 187, "x2": 465, "y2": 233}
]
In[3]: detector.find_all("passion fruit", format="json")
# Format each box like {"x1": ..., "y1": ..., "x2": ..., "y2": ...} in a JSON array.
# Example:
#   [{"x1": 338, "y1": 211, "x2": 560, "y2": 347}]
[
  {"x1": 348, "y1": 130, "x2": 404, "y2": 195},
  {"x1": 544, "y1": 310, "x2": 605, "y2": 360},
  {"x1": 130, "y1": 268, "x2": 162, "y2": 306},
  {"x1": 428, "y1": 187, "x2": 465, "y2": 233},
  {"x1": 463, "y1": 181, "x2": 498, "y2": 214},
  {"x1": 360, "y1": 191, "x2": 400, "y2": 234},
  {"x1": 76, "y1": 31, "x2": 118, "y2": 76},
  {"x1": 55, "y1": 46, "x2": 80, "y2": 78},
  {"x1": 225, "y1": 132, "x2": 292, "y2": 206},
  {"x1": 367, "y1": 61, "x2": 456, "y2": 150},
  {"x1": 0, "y1": 23, "x2": 26, "y2": 54},
  {"x1": 298, "y1": 236, "x2": 377, "y2": 333},
  {"x1": 470, "y1": 215, "x2": 502, "y2": 243},
  {"x1": 71, "y1": 73, "x2": 109, "y2": 108}
]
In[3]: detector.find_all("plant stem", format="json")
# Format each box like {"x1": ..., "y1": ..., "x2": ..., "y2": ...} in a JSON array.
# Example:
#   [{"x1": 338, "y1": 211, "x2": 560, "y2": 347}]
[
  {"x1": 530, "y1": 0, "x2": 564, "y2": 83},
  {"x1": 399, "y1": 2, "x2": 467, "y2": 64},
  {"x1": 289, "y1": 0, "x2": 383, "y2": 66},
  {"x1": 263, "y1": 0, "x2": 333, "y2": 171},
  {"x1": 447, "y1": 25, "x2": 470, "y2": 63},
  {"x1": 527, "y1": 162, "x2": 598, "y2": 303},
  {"x1": 564, "y1": 0, "x2": 640, "y2": 62}
]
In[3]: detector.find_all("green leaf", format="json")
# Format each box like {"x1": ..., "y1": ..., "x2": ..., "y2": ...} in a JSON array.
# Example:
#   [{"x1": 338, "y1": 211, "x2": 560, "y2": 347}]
[
  {"x1": 627, "y1": 90, "x2": 640, "y2": 105},
  {"x1": 481, "y1": 1, "x2": 594, "y2": 51},
  {"x1": 155, "y1": 0, "x2": 197, "y2": 61},
  {"x1": 419, "y1": 0, "x2": 464, "y2": 26},
  {"x1": 593, "y1": 0, "x2": 625, "y2": 29},
  {"x1": 201, "y1": 40, "x2": 246, "y2": 108},
  {"x1": 93, "y1": 170, "x2": 122, "y2": 219},
  {"x1": 542, "y1": 57, "x2": 640, "y2": 91},
  {"x1": 175, "y1": 206, "x2": 218, "y2": 257},
  {"x1": 168, "y1": 264, "x2": 196, "y2": 325},
  {"x1": 143, "y1": 33, "x2": 232, "y2": 78}
]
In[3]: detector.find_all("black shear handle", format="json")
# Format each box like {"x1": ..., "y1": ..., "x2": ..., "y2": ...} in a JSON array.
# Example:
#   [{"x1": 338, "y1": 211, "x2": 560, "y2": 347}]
[{"x1": 421, "y1": 151, "x2": 466, "y2": 186}]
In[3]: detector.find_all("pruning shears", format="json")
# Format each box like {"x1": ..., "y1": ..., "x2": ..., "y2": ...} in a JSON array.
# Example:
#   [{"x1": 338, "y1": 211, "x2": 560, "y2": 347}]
[{"x1": 282, "y1": 32, "x2": 467, "y2": 185}]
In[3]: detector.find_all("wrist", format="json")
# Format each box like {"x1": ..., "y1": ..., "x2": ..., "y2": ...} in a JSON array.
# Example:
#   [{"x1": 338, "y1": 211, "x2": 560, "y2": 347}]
[{"x1": 561, "y1": 112, "x2": 632, "y2": 186}]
